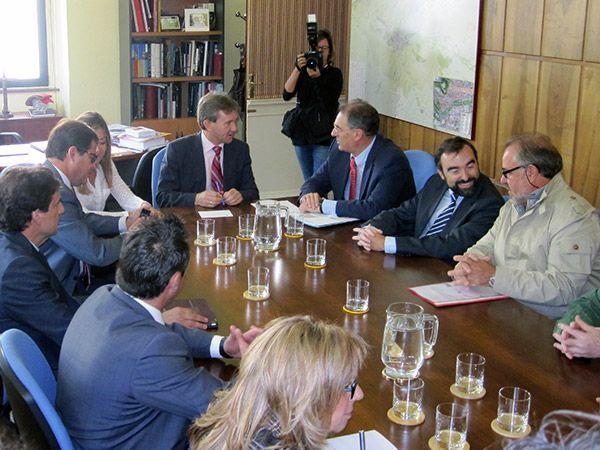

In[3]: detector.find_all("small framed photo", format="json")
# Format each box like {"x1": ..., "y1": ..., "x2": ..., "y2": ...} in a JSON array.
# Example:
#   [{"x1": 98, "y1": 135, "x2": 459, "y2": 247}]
[
  {"x1": 184, "y1": 8, "x2": 210, "y2": 32},
  {"x1": 160, "y1": 15, "x2": 181, "y2": 31}
]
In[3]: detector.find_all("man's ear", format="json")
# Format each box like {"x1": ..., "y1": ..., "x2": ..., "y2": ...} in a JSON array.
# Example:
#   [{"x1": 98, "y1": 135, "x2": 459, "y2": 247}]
[{"x1": 437, "y1": 169, "x2": 445, "y2": 180}]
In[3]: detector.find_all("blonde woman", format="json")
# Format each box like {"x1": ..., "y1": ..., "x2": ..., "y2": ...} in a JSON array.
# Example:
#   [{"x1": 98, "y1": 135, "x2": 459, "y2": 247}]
[
  {"x1": 188, "y1": 315, "x2": 368, "y2": 449},
  {"x1": 75, "y1": 111, "x2": 152, "y2": 216}
]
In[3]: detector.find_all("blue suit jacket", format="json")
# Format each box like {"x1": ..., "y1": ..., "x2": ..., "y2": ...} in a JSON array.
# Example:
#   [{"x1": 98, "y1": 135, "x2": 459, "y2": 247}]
[
  {"x1": 299, "y1": 135, "x2": 416, "y2": 220},
  {"x1": 40, "y1": 161, "x2": 123, "y2": 295},
  {"x1": 0, "y1": 232, "x2": 79, "y2": 372},
  {"x1": 368, "y1": 174, "x2": 504, "y2": 262},
  {"x1": 57, "y1": 285, "x2": 224, "y2": 450},
  {"x1": 156, "y1": 133, "x2": 260, "y2": 207}
]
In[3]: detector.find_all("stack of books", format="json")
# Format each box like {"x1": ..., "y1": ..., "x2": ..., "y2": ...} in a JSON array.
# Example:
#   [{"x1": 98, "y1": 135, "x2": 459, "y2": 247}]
[{"x1": 112, "y1": 126, "x2": 168, "y2": 151}]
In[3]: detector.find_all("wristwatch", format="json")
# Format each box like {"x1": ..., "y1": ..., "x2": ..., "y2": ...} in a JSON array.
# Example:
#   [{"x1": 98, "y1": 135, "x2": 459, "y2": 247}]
[{"x1": 488, "y1": 276, "x2": 496, "y2": 288}]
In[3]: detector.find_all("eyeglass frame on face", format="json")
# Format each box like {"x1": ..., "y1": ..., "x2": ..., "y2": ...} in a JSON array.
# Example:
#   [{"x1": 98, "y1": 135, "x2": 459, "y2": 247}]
[
  {"x1": 500, "y1": 165, "x2": 524, "y2": 178},
  {"x1": 317, "y1": 45, "x2": 330, "y2": 51},
  {"x1": 81, "y1": 149, "x2": 98, "y2": 164},
  {"x1": 344, "y1": 379, "x2": 358, "y2": 399}
]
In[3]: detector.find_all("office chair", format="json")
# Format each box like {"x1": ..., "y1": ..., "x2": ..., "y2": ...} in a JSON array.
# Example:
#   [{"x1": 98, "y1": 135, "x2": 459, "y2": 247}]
[
  {"x1": 0, "y1": 329, "x2": 74, "y2": 450},
  {"x1": 131, "y1": 146, "x2": 162, "y2": 204},
  {"x1": 404, "y1": 149, "x2": 437, "y2": 193},
  {"x1": 0, "y1": 132, "x2": 25, "y2": 145},
  {"x1": 151, "y1": 147, "x2": 166, "y2": 208}
]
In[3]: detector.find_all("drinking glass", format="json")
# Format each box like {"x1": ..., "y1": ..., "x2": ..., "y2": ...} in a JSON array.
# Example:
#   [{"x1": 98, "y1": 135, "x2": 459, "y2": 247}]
[
  {"x1": 496, "y1": 387, "x2": 531, "y2": 434},
  {"x1": 238, "y1": 214, "x2": 254, "y2": 239},
  {"x1": 381, "y1": 302, "x2": 424, "y2": 379},
  {"x1": 215, "y1": 236, "x2": 237, "y2": 265},
  {"x1": 195, "y1": 219, "x2": 215, "y2": 246},
  {"x1": 455, "y1": 352, "x2": 485, "y2": 396},
  {"x1": 423, "y1": 313, "x2": 439, "y2": 359},
  {"x1": 345, "y1": 279, "x2": 370, "y2": 313},
  {"x1": 246, "y1": 266, "x2": 270, "y2": 300},
  {"x1": 435, "y1": 402, "x2": 468, "y2": 449},
  {"x1": 393, "y1": 377, "x2": 424, "y2": 421},
  {"x1": 285, "y1": 212, "x2": 304, "y2": 238},
  {"x1": 305, "y1": 238, "x2": 326, "y2": 267}
]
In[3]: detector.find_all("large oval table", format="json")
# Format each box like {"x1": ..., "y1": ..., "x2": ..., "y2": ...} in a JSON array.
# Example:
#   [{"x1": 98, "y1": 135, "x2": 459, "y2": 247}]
[{"x1": 169, "y1": 205, "x2": 599, "y2": 450}]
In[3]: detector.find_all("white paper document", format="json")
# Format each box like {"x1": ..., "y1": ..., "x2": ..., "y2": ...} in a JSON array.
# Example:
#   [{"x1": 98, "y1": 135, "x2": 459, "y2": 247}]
[
  {"x1": 197, "y1": 210, "x2": 234, "y2": 218},
  {"x1": 409, "y1": 282, "x2": 509, "y2": 307},
  {"x1": 325, "y1": 430, "x2": 397, "y2": 449},
  {"x1": 251, "y1": 200, "x2": 359, "y2": 228}
]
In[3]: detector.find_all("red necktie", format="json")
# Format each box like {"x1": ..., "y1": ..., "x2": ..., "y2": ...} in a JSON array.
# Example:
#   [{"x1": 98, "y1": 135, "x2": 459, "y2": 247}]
[
  {"x1": 210, "y1": 146, "x2": 224, "y2": 193},
  {"x1": 349, "y1": 157, "x2": 357, "y2": 200}
]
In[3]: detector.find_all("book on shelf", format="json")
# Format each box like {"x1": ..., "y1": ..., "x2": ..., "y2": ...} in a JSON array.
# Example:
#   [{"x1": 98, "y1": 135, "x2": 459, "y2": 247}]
[{"x1": 408, "y1": 282, "x2": 509, "y2": 307}]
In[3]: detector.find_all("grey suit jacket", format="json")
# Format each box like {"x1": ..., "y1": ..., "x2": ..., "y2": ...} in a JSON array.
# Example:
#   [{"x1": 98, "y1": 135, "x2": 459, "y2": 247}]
[
  {"x1": 156, "y1": 133, "x2": 260, "y2": 207},
  {"x1": 299, "y1": 135, "x2": 416, "y2": 220},
  {"x1": 368, "y1": 174, "x2": 504, "y2": 262},
  {"x1": 0, "y1": 231, "x2": 79, "y2": 372},
  {"x1": 40, "y1": 161, "x2": 123, "y2": 295},
  {"x1": 57, "y1": 285, "x2": 224, "y2": 450}
]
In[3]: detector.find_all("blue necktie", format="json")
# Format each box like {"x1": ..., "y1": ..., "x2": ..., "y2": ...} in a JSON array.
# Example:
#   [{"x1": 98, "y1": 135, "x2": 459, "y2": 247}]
[{"x1": 425, "y1": 193, "x2": 457, "y2": 236}]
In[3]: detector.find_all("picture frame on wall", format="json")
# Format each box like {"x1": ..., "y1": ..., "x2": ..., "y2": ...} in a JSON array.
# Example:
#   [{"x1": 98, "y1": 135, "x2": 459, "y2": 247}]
[{"x1": 184, "y1": 8, "x2": 210, "y2": 32}]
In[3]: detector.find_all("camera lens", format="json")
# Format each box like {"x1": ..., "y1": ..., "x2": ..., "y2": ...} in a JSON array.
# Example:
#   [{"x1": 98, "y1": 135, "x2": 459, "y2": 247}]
[{"x1": 306, "y1": 57, "x2": 318, "y2": 70}]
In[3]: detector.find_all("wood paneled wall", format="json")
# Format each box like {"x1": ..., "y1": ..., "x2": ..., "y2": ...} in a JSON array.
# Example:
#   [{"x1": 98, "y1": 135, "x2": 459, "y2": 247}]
[{"x1": 381, "y1": 0, "x2": 600, "y2": 207}]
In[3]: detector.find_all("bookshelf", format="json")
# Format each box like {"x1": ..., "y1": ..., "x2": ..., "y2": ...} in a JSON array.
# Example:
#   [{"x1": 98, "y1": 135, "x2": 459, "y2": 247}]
[{"x1": 129, "y1": 0, "x2": 225, "y2": 139}]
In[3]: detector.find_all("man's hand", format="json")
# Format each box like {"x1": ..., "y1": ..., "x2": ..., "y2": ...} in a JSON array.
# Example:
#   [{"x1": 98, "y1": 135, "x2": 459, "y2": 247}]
[
  {"x1": 299, "y1": 193, "x2": 322, "y2": 213},
  {"x1": 195, "y1": 191, "x2": 224, "y2": 208},
  {"x1": 352, "y1": 225, "x2": 385, "y2": 252},
  {"x1": 163, "y1": 307, "x2": 209, "y2": 330},
  {"x1": 126, "y1": 207, "x2": 145, "y2": 230},
  {"x1": 223, "y1": 188, "x2": 243, "y2": 206},
  {"x1": 223, "y1": 325, "x2": 263, "y2": 358},
  {"x1": 553, "y1": 316, "x2": 600, "y2": 359},
  {"x1": 448, "y1": 253, "x2": 495, "y2": 286}
]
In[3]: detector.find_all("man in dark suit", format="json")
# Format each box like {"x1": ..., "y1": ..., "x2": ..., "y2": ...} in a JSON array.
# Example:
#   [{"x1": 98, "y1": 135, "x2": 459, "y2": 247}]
[
  {"x1": 57, "y1": 213, "x2": 261, "y2": 449},
  {"x1": 352, "y1": 137, "x2": 503, "y2": 263},
  {"x1": 0, "y1": 166, "x2": 80, "y2": 372},
  {"x1": 157, "y1": 93, "x2": 259, "y2": 208},
  {"x1": 40, "y1": 119, "x2": 140, "y2": 296},
  {"x1": 298, "y1": 99, "x2": 415, "y2": 220}
]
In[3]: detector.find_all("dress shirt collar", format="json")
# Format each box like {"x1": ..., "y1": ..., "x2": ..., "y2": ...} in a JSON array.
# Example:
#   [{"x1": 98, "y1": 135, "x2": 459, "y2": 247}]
[
  {"x1": 131, "y1": 296, "x2": 165, "y2": 325},
  {"x1": 201, "y1": 131, "x2": 224, "y2": 156},
  {"x1": 352, "y1": 135, "x2": 376, "y2": 166},
  {"x1": 48, "y1": 162, "x2": 74, "y2": 191},
  {"x1": 513, "y1": 182, "x2": 547, "y2": 216}
]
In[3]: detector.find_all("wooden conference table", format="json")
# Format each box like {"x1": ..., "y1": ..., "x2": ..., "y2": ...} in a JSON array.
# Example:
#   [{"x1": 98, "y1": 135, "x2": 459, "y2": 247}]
[{"x1": 170, "y1": 205, "x2": 598, "y2": 450}]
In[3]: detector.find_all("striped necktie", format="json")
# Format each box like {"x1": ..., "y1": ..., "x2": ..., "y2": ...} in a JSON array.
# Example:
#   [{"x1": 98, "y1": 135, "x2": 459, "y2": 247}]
[
  {"x1": 425, "y1": 193, "x2": 458, "y2": 236},
  {"x1": 349, "y1": 157, "x2": 357, "y2": 200},
  {"x1": 210, "y1": 146, "x2": 224, "y2": 193}
]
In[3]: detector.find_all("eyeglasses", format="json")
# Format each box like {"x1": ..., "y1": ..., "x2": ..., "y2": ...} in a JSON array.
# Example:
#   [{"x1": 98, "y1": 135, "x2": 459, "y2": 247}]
[
  {"x1": 344, "y1": 379, "x2": 358, "y2": 399},
  {"x1": 317, "y1": 45, "x2": 330, "y2": 51},
  {"x1": 500, "y1": 165, "x2": 524, "y2": 178}
]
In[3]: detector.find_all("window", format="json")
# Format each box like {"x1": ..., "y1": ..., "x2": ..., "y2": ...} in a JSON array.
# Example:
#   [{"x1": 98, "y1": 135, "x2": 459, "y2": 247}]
[{"x1": 0, "y1": 0, "x2": 48, "y2": 87}]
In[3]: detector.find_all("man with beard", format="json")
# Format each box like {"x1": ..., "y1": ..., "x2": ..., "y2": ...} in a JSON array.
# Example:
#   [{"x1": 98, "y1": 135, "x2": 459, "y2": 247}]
[
  {"x1": 352, "y1": 137, "x2": 503, "y2": 263},
  {"x1": 449, "y1": 133, "x2": 600, "y2": 318},
  {"x1": 157, "y1": 93, "x2": 259, "y2": 208}
]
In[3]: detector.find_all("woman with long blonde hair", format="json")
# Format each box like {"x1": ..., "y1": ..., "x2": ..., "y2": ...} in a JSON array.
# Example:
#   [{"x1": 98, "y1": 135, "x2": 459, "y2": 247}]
[{"x1": 188, "y1": 315, "x2": 368, "y2": 449}]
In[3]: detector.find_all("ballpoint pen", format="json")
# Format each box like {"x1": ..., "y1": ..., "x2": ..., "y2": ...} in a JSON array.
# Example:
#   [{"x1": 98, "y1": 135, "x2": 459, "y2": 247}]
[{"x1": 358, "y1": 429, "x2": 366, "y2": 450}]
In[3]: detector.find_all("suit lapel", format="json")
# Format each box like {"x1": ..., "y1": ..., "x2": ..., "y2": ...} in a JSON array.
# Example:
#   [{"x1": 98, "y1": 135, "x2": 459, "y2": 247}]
[
  {"x1": 416, "y1": 179, "x2": 447, "y2": 235},
  {"x1": 191, "y1": 134, "x2": 207, "y2": 191},
  {"x1": 359, "y1": 139, "x2": 380, "y2": 199}
]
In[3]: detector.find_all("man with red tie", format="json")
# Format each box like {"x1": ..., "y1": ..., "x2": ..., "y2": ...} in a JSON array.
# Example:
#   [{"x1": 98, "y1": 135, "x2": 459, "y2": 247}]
[
  {"x1": 299, "y1": 99, "x2": 415, "y2": 220},
  {"x1": 156, "y1": 93, "x2": 259, "y2": 208}
]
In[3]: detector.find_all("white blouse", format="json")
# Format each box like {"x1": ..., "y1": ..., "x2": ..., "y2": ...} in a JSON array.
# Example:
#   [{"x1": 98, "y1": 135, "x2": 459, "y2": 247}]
[{"x1": 76, "y1": 160, "x2": 145, "y2": 215}]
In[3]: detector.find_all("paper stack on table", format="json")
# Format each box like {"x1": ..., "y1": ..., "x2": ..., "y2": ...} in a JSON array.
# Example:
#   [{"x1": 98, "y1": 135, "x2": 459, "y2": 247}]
[{"x1": 325, "y1": 430, "x2": 397, "y2": 449}]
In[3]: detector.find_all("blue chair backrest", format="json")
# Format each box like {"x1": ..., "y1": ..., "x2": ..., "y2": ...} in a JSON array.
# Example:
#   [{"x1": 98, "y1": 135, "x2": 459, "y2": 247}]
[
  {"x1": 404, "y1": 149, "x2": 437, "y2": 193},
  {"x1": 0, "y1": 329, "x2": 74, "y2": 450},
  {"x1": 151, "y1": 147, "x2": 166, "y2": 208}
]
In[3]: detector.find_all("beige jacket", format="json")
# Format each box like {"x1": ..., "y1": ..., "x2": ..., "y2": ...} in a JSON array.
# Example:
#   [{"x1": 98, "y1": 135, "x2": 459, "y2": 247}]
[{"x1": 467, "y1": 174, "x2": 600, "y2": 318}]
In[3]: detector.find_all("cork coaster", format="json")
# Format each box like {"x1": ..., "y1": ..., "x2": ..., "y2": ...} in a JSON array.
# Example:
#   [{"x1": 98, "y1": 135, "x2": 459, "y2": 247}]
[
  {"x1": 236, "y1": 235, "x2": 252, "y2": 241},
  {"x1": 490, "y1": 419, "x2": 531, "y2": 438},
  {"x1": 428, "y1": 436, "x2": 470, "y2": 450},
  {"x1": 212, "y1": 257, "x2": 237, "y2": 267},
  {"x1": 304, "y1": 262, "x2": 327, "y2": 269},
  {"x1": 450, "y1": 384, "x2": 486, "y2": 400},
  {"x1": 194, "y1": 238, "x2": 215, "y2": 247},
  {"x1": 387, "y1": 408, "x2": 425, "y2": 426},
  {"x1": 243, "y1": 290, "x2": 270, "y2": 301},
  {"x1": 284, "y1": 232, "x2": 303, "y2": 239},
  {"x1": 381, "y1": 368, "x2": 420, "y2": 381},
  {"x1": 343, "y1": 305, "x2": 369, "y2": 315}
]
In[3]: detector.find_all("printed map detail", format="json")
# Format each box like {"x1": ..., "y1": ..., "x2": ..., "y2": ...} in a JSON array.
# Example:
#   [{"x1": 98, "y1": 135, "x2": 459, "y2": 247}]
[
  {"x1": 433, "y1": 77, "x2": 474, "y2": 137},
  {"x1": 349, "y1": 0, "x2": 479, "y2": 138}
]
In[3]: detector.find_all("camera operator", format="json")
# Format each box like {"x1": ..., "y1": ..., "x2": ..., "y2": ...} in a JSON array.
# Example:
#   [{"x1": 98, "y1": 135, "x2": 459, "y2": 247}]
[{"x1": 283, "y1": 29, "x2": 343, "y2": 181}]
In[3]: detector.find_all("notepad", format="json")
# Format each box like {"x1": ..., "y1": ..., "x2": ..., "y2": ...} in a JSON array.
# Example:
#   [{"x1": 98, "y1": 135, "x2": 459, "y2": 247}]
[
  {"x1": 197, "y1": 210, "x2": 233, "y2": 218},
  {"x1": 252, "y1": 200, "x2": 359, "y2": 228},
  {"x1": 409, "y1": 282, "x2": 509, "y2": 307},
  {"x1": 325, "y1": 430, "x2": 397, "y2": 449}
]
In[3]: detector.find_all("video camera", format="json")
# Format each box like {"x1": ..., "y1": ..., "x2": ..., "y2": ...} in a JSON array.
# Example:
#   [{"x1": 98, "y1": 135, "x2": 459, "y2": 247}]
[{"x1": 303, "y1": 14, "x2": 322, "y2": 70}]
